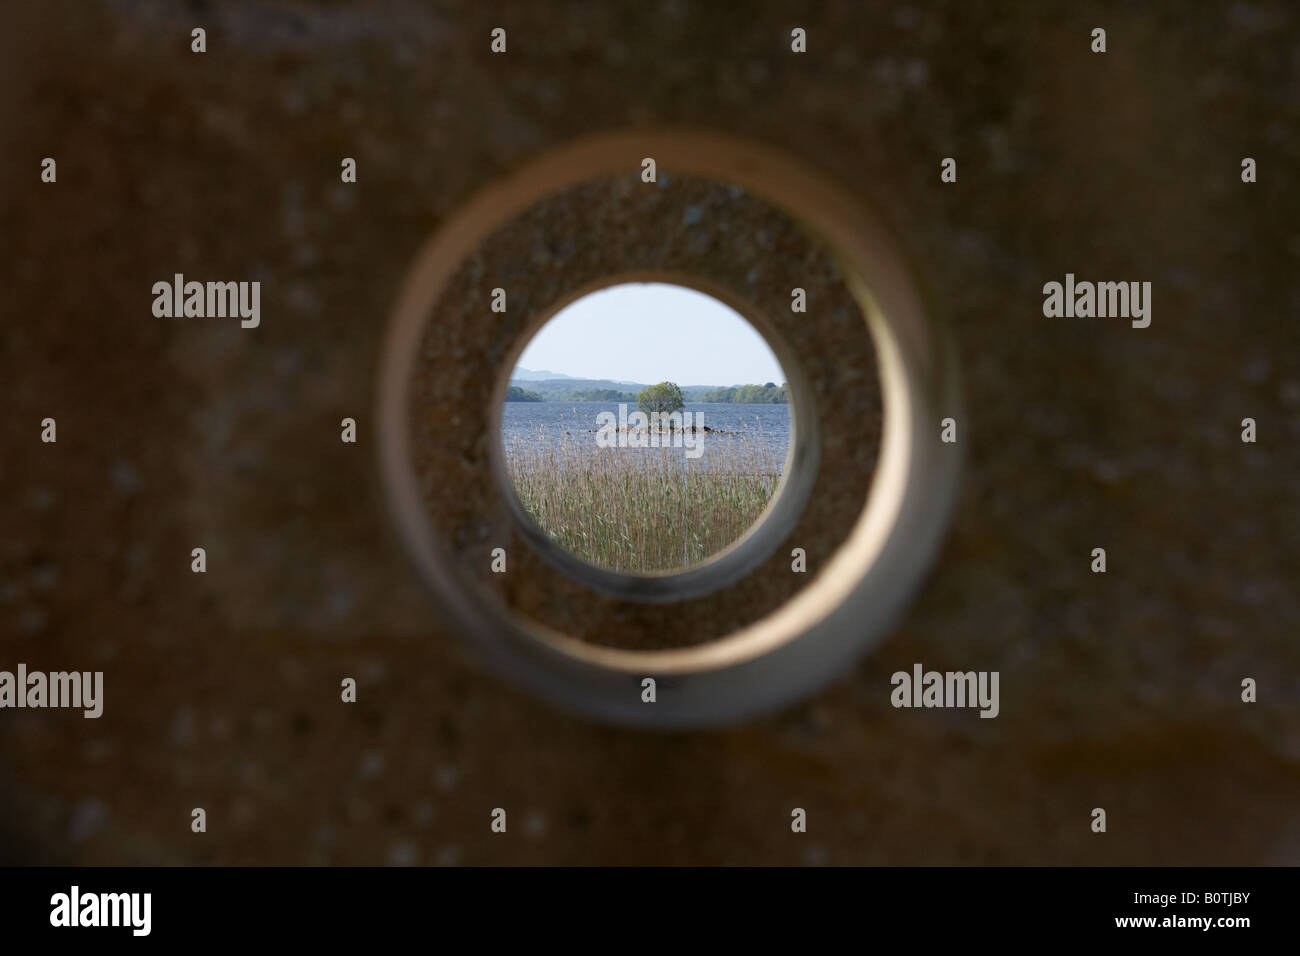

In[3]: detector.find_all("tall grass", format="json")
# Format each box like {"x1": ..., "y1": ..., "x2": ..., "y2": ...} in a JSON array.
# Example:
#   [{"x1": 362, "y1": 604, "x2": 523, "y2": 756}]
[{"x1": 503, "y1": 415, "x2": 785, "y2": 573}]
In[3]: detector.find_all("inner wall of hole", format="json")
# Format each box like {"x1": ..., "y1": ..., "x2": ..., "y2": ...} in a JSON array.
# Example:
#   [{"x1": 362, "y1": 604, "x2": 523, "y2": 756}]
[{"x1": 406, "y1": 172, "x2": 882, "y2": 652}]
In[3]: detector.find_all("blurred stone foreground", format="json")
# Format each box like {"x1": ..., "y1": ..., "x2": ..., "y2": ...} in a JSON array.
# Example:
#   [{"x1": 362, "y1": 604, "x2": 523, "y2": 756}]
[{"x1": 1, "y1": 0, "x2": 1297, "y2": 865}]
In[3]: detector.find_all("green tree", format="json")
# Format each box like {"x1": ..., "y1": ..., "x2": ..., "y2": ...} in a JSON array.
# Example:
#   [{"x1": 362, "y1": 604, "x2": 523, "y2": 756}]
[{"x1": 637, "y1": 381, "x2": 685, "y2": 417}]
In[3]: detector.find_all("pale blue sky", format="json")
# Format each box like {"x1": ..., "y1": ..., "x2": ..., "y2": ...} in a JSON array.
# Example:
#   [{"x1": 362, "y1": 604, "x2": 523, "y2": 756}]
[{"x1": 514, "y1": 283, "x2": 785, "y2": 386}]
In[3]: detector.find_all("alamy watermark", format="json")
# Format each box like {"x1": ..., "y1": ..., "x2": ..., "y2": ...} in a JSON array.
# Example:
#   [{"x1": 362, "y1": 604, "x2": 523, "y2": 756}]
[
  {"x1": 595, "y1": 404, "x2": 705, "y2": 460},
  {"x1": 50, "y1": 886, "x2": 150, "y2": 936},
  {"x1": 891, "y1": 663, "x2": 999, "y2": 718},
  {"x1": 152, "y1": 273, "x2": 260, "y2": 328},
  {"x1": 1042, "y1": 273, "x2": 1151, "y2": 328},
  {"x1": 0, "y1": 664, "x2": 102, "y2": 718}
]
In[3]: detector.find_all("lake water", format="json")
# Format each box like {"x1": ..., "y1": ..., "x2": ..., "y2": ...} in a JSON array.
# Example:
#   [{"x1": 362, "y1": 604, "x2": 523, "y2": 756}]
[{"x1": 501, "y1": 401, "x2": 792, "y2": 473}]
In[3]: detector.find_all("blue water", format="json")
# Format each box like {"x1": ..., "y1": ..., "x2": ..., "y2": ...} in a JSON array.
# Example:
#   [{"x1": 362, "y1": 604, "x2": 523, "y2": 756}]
[{"x1": 501, "y1": 401, "x2": 792, "y2": 472}]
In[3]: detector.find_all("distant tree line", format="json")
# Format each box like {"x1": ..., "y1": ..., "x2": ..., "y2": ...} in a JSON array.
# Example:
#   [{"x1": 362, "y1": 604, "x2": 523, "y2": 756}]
[
  {"x1": 567, "y1": 388, "x2": 638, "y2": 402},
  {"x1": 698, "y1": 383, "x2": 789, "y2": 404},
  {"x1": 505, "y1": 385, "x2": 544, "y2": 402},
  {"x1": 507, "y1": 381, "x2": 789, "y2": 404},
  {"x1": 508, "y1": 384, "x2": 638, "y2": 402}
]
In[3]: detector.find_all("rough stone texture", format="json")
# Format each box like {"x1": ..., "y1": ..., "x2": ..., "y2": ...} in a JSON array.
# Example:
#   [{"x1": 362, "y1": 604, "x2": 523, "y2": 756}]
[
  {"x1": 407, "y1": 172, "x2": 880, "y2": 650},
  {"x1": 0, "y1": 0, "x2": 1297, "y2": 864}
]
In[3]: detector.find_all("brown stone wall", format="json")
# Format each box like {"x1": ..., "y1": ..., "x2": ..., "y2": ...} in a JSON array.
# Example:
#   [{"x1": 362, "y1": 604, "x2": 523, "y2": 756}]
[{"x1": 0, "y1": 0, "x2": 1296, "y2": 864}]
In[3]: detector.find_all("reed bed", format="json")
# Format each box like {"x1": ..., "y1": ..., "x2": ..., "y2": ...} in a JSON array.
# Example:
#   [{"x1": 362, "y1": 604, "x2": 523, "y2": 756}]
[{"x1": 503, "y1": 417, "x2": 785, "y2": 573}]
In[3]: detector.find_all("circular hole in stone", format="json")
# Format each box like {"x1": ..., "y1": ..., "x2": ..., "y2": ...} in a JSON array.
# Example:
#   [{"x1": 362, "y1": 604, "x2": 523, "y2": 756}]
[
  {"x1": 499, "y1": 281, "x2": 796, "y2": 577},
  {"x1": 381, "y1": 131, "x2": 960, "y2": 721}
]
